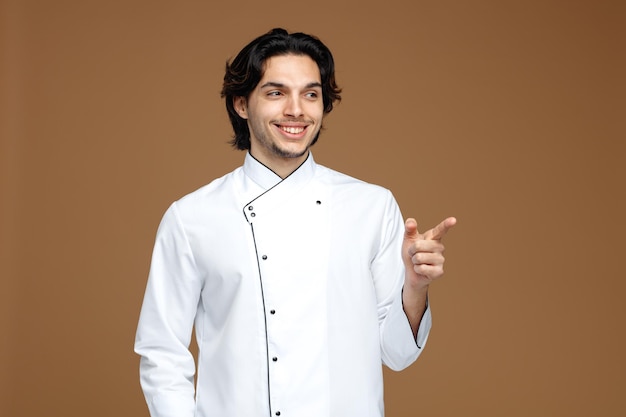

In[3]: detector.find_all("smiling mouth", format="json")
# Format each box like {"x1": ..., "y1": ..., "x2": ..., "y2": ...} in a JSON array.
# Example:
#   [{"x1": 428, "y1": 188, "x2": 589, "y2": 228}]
[{"x1": 278, "y1": 125, "x2": 306, "y2": 134}]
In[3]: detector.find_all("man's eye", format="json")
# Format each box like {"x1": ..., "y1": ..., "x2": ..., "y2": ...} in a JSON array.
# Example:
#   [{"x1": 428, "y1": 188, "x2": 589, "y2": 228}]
[
  {"x1": 306, "y1": 92, "x2": 319, "y2": 98},
  {"x1": 267, "y1": 91, "x2": 282, "y2": 97}
]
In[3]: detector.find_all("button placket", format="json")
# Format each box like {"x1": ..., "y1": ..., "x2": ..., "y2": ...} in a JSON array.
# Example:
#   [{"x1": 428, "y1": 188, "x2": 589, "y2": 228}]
[
  {"x1": 260, "y1": 241, "x2": 281, "y2": 415},
  {"x1": 249, "y1": 192, "x2": 326, "y2": 417}
]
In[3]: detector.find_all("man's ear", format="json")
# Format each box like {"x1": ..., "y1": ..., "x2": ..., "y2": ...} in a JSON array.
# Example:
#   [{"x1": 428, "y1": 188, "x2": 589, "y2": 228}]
[{"x1": 234, "y1": 97, "x2": 248, "y2": 119}]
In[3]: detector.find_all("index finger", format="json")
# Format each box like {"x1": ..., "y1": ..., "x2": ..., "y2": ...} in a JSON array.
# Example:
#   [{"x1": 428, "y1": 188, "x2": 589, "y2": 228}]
[{"x1": 424, "y1": 216, "x2": 457, "y2": 240}]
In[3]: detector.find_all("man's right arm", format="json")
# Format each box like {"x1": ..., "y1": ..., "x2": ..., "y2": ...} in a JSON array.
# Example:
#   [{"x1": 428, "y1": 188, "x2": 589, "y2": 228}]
[{"x1": 134, "y1": 203, "x2": 202, "y2": 417}]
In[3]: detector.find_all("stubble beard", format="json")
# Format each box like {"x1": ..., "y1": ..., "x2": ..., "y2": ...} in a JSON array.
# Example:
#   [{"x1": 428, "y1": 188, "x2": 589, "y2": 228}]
[{"x1": 269, "y1": 141, "x2": 309, "y2": 159}]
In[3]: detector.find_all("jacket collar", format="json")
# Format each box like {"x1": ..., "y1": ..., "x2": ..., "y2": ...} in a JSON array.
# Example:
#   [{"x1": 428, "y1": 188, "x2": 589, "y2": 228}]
[
  {"x1": 243, "y1": 151, "x2": 316, "y2": 191},
  {"x1": 241, "y1": 152, "x2": 318, "y2": 222}
]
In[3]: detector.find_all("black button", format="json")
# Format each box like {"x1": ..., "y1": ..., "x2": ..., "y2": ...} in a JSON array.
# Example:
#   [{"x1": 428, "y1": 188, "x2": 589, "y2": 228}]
[
  {"x1": 251, "y1": 213, "x2": 256, "y2": 217},
  {"x1": 270, "y1": 309, "x2": 276, "y2": 314},
  {"x1": 275, "y1": 412, "x2": 281, "y2": 416},
  {"x1": 262, "y1": 255, "x2": 267, "y2": 260},
  {"x1": 272, "y1": 357, "x2": 278, "y2": 362},
  {"x1": 248, "y1": 206, "x2": 253, "y2": 210},
  {"x1": 316, "y1": 200, "x2": 321, "y2": 205}
]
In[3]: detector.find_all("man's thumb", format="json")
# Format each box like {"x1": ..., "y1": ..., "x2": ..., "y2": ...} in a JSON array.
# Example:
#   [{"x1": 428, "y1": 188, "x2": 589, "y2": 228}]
[{"x1": 404, "y1": 218, "x2": 420, "y2": 240}]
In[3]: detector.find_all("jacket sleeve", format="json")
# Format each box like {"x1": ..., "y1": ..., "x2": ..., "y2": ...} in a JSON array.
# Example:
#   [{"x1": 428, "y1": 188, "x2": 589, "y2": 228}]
[
  {"x1": 134, "y1": 202, "x2": 202, "y2": 417},
  {"x1": 372, "y1": 191, "x2": 432, "y2": 371}
]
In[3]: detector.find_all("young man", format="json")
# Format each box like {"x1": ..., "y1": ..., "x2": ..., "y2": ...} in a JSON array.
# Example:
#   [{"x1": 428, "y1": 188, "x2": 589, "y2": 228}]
[{"x1": 135, "y1": 28, "x2": 456, "y2": 417}]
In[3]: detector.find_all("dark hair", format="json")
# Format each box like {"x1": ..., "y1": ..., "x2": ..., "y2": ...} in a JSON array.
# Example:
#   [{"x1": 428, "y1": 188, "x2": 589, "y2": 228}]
[{"x1": 221, "y1": 28, "x2": 342, "y2": 150}]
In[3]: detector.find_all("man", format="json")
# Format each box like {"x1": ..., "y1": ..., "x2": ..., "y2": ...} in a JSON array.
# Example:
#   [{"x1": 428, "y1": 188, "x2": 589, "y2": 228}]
[{"x1": 135, "y1": 28, "x2": 456, "y2": 417}]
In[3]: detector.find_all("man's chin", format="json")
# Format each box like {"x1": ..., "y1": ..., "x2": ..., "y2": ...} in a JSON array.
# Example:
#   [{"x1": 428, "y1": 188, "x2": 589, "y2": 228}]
[{"x1": 272, "y1": 143, "x2": 311, "y2": 159}]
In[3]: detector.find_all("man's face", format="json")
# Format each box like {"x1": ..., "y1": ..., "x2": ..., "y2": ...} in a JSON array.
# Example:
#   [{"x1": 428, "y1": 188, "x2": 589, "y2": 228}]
[{"x1": 235, "y1": 54, "x2": 324, "y2": 175}]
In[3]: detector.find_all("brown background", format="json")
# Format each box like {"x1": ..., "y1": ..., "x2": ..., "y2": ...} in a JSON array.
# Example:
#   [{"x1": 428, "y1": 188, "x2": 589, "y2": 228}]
[{"x1": 1, "y1": 0, "x2": 624, "y2": 416}]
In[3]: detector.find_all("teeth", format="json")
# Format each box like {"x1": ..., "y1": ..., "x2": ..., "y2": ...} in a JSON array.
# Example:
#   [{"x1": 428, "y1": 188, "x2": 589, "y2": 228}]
[{"x1": 281, "y1": 126, "x2": 305, "y2": 134}]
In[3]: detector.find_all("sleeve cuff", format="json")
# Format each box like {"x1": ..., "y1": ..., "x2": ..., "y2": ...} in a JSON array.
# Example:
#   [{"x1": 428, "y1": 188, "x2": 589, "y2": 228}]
[{"x1": 381, "y1": 290, "x2": 432, "y2": 370}]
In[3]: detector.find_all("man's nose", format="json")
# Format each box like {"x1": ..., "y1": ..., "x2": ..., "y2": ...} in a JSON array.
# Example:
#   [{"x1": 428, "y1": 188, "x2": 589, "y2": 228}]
[{"x1": 284, "y1": 96, "x2": 304, "y2": 117}]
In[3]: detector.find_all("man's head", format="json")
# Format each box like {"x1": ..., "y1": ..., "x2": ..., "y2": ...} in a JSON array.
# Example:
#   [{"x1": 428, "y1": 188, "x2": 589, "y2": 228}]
[{"x1": 221, "y1": 28, "x2": 342, "y2": 151}]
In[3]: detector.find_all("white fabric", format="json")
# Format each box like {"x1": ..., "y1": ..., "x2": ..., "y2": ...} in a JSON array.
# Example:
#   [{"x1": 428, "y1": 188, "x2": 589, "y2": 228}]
[{"x1": 135, "y1": 152, "x2": 432, "y2": 417}]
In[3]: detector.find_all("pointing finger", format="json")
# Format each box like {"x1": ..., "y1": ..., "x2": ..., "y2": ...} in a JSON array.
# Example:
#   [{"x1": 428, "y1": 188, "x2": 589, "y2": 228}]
[{"x1": 424, "y1": 217, "x2": 457, "y2": 241}]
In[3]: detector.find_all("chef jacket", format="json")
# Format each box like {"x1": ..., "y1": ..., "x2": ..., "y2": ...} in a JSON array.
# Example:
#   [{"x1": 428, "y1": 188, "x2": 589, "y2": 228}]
[{"x1": 135, "y1": 152, "x2": 432, "y2": 417}]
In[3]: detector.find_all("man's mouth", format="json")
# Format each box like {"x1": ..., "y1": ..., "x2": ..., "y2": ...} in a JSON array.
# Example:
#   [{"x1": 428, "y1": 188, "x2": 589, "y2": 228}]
[{"x1": 278, "y1": 125, "x2": 306, "y2": 134}]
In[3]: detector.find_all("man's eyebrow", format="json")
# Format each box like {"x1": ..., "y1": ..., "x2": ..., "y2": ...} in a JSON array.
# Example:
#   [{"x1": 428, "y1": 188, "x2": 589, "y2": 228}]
[
  {"x1": 305, "y1": 82, "x2": 323, "y2": 89},
  {"x1": 259, "y1": 81, "x2": 322, "y2": 89}
]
